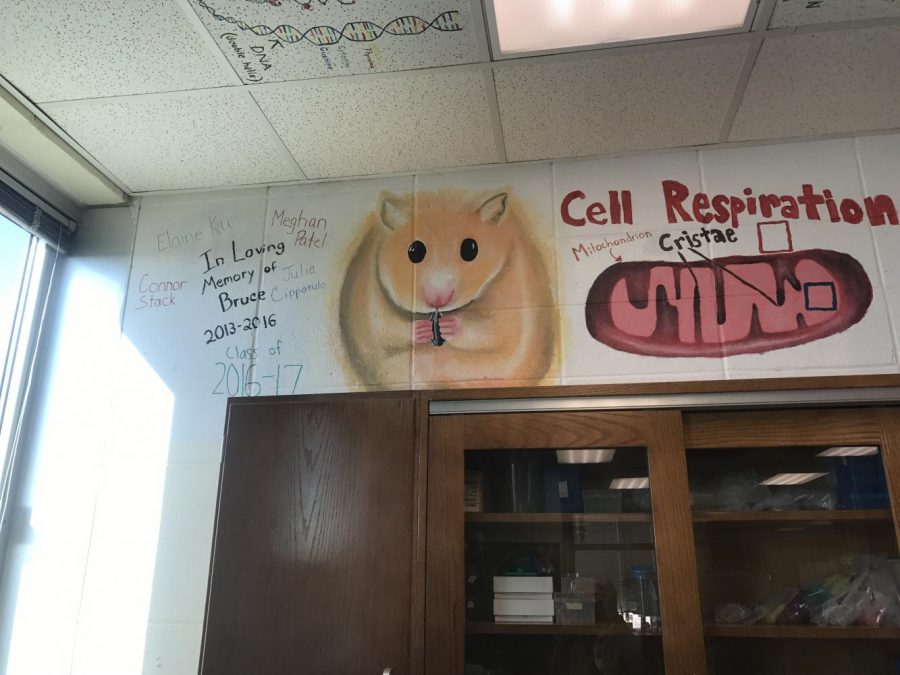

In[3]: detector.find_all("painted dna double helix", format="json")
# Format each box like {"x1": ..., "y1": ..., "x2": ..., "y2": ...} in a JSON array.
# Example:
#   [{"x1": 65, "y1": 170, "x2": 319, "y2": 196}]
[{"x1": 197, "y1": 0, "x2": 463, "y2": 46}]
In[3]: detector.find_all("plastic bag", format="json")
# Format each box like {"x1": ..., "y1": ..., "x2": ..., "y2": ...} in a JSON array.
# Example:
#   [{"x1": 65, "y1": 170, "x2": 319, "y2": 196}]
[
  {"x1": 714, "y1": 555, "x2": 900, "y2": 629},
  {"x1": 811, "y1": 556, "x2": 900, "y2": 627},
  {"x1": 778, "y1": 592, "x2": 815, "y2": 625},
  {"x1": 858, "y1": 565, "x2": 900, "y2": 627},
  {"x1": 758, "y1": 589, "x2": 799, "y2": 625},
  {"x1": 692, "y1": 472, "x2": 762, "y2": 511},
  {"x1": 801, "y1": 490, "x2": 838, "y2": 511},
  {"x1": 752, "y1": 486, "x2": 837, "y2": 512},
  {"x1": 713, "y1": 603, "x2": 755, "y2": 624}
]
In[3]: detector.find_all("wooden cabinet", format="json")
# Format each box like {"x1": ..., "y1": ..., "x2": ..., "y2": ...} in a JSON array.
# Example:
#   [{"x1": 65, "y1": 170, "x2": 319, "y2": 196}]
[
  {"x1": 200, "y1": 394, "x2": 422, "y2": 675},
  {"x1": 200, "y1": 379, "x2": 900, "y2": 675}
]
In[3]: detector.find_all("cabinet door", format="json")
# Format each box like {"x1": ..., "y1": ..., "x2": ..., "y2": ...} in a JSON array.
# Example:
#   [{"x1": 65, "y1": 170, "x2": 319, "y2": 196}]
[
  {"x1": 426, "y1": 411, "x2": 705, "y2": 675},
  {"x1": 683, "y1": 408, "x2": 900, "y2": 675},
  {"x1": 200, "y1": 395, "x2": 419, "y2": 675}
]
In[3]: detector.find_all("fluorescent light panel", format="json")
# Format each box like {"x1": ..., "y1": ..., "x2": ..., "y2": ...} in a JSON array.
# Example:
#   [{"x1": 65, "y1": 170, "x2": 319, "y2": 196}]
[
  {"x1": 609, "y1": 477, "x2": 650, "y2": 490},
  {"x1": 492, "y1": 0, "x2": 754, "y2": 55},
  {"x1": 816, "y1": 446, "x2": 880, "y2": 458},
  {"x1": 760, "y1": 472, "x2": 828, "y2": 487},
  {"x1": 556, "y1": 449, "x2": 616, "y2": 464}
]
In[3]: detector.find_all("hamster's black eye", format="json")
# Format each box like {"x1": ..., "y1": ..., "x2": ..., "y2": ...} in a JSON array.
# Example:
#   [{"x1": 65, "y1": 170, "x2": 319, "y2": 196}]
[
  {"x1": 408, "y1": 240, "x2": 426, "y2": 264},
  {"x1": 460, "y1": 238, "x2": 478, "y2": 262}
]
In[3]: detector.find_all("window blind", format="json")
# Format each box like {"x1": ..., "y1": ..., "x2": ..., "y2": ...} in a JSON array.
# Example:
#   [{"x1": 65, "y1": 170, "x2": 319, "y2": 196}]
[{"x1": 0, "y1": 171, "x2": 75, "y2": 251}]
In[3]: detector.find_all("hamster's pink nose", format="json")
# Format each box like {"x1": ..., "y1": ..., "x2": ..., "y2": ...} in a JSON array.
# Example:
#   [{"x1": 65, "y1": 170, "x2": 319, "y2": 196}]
[{"x1": 425, "y1": 289, "x2": 455, "y2": 309}]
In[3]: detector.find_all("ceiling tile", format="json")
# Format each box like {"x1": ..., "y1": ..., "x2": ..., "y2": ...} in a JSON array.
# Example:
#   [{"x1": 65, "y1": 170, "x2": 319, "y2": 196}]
[
  {"x1": 43, "y1": 92, "x2": 302, "y2": 192},
  {"x1": 0, "y1": 1, "x2": 233, "y2": 102},
  {"x1": 770, "y1": 0, "x2": 900, "y2": 28},
  {"x1": 493, "y1": 42, "x2": 749, "y2": 162},
  {"x1": 188, "y1": 0, "x2": 486, "y2": 84},
  {"x1": 730, "y1": 27, "x2": 900, "y2": 142},
  {"x1": 252, "y1": 69, "x2": 500, "y2": 178}
]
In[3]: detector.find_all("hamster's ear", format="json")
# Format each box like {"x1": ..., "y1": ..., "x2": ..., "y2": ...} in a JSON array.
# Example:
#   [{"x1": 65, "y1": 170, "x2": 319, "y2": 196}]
[
  {"x1": 477, "y1": 192, "x2": 509, "y2": 225},
  {"x1": 377, "y1": 192, "x2": 411, "y2": 231}
]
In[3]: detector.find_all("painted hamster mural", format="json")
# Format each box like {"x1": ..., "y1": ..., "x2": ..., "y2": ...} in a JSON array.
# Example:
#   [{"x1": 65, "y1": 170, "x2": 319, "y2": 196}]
[{"x1": 339, "y1": 190, "x2": 558, "y2": 386}]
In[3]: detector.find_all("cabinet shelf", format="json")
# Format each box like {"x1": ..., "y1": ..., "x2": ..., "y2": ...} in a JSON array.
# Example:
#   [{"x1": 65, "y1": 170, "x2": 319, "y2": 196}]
[
  {"x1": 705, "y1": 624, "x2": 900, "y2": 639},
  {"x1": 465, "y1": 512, "x2": 652, "y2": 524},
  {"x1": 693, "y1": 509, "x2": 892, "y2": 523},
  {"x1": 466, "y1": 510, "x2": 893, "y2": 525},
  {"x1": 466, "y1": 621, "x2": 659, "y2": 637}
]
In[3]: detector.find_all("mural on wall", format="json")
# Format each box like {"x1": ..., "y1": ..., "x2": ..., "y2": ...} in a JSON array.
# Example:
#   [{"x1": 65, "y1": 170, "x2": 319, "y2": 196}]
[
  {"x1": 586, "y1": 250, "x2": 873, "y2": 357},
  {"x1": 121, "y1": 138, "x2": 900, "y2": 430},
  {"x1": 570, "y1": 179, "x2": 885, "y2": 357},
  {"x1": 189, "y1": 0, "x2": 478, "y2": 82},
  {"x1": 339, "y1": 190, "x2": 558, "y2": 386},
  {"x1": 556, "y1": 146, "x2": 900, "y2": 379}
]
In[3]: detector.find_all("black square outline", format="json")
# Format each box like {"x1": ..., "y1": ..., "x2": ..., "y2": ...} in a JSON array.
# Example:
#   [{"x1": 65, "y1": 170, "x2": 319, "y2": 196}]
[{"x1": 804, "y1": 281, "x2": 837, "y2": 312}]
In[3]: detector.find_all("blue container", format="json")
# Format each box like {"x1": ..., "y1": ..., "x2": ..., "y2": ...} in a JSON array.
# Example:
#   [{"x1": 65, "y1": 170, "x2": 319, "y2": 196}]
[
  {"x1": 543, "y1": 463, "x2": 583, "y2": 513},
  {"x1": 835, "y1": 455, "x2": 890, "y2": 510}
]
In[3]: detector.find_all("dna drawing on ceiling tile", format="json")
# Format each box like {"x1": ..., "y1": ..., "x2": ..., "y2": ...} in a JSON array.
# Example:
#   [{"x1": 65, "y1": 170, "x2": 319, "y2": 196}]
[{"x1": 190, "y1": 0, "x2": 477, "y2": 83}]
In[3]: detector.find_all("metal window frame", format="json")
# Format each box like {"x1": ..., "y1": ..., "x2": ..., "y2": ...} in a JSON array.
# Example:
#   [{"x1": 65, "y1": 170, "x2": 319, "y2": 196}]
[{"x1": 0, "y1": 218, "x2": 56, "y2": 580}]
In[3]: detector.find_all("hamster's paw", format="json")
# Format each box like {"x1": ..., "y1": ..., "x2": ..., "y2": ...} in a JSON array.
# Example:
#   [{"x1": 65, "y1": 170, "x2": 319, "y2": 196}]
[
  {"x1": 438, "y1": 314, "x2": 460, "y2": 338},
  {"x1": 414, "y1": 319, "x2": 434, "y2": 344}
]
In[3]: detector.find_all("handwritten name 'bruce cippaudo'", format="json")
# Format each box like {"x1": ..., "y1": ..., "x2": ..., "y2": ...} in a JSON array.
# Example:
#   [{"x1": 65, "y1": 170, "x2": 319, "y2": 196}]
[{"x1": 561, "y1": 181, "x2": 899, "y2": 229}]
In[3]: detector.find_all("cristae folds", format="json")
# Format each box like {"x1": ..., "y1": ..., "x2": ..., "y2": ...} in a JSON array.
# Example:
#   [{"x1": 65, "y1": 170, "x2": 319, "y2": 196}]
[{"x1": 585, "y1": 250, "x2": 872, "y2": 357}]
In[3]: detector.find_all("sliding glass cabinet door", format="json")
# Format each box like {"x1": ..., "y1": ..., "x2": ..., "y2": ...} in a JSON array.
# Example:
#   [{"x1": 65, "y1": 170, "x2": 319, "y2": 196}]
[
  {"x1": 425, "y1": 410, "x2": 706, "y2": 675},
  {"x1": 683, "y1": 408, "x2": 900, "y2": 675},
  {"x1": 425, "y1": 404, "x2": 900, "y2": 675}
]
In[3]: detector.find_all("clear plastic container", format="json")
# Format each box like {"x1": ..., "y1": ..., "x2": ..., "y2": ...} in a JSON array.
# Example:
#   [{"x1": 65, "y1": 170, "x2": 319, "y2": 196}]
[
  {"x1": 621, "y1": 566, "x2": 660, "y2": 631},
  {"x1": 561, "y1": 573, "x2": 597, "y2": 594},
  {"x1": 582, "y1": 489, "x2": 622, "y2": 513},
  {"x1": 553, "y1": 592, "x2": 596, "y2": 624}
]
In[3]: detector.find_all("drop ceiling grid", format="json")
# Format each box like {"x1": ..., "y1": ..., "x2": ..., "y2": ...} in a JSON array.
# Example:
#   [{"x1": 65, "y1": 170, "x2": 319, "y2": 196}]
[
  {"x1": 0, "y1": 0, "x2": 236, "y2": 103},
  {"x1": 730, "y1": 25, "x2": 900, "y2": 142},
  {"x1": 771, "y1": 0, "x2": 900, "y2": 28},
  {"x1": 491, "y1": 40, "x2": 752, "y2": 162},
  {"x1": 43, "y1": 90, "x2": 305, "y2": 192},
  {"x1": 4, "y1": 1, "x2": 900, "y2": 194},
  {"x1": 250, "y1": 67, "x2": 502, "y2": 179}
]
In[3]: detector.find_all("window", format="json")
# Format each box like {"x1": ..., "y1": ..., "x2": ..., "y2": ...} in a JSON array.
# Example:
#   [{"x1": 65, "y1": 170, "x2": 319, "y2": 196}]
[{"x1": 0, "y1": 211, "x2": 55, "y2": 540}]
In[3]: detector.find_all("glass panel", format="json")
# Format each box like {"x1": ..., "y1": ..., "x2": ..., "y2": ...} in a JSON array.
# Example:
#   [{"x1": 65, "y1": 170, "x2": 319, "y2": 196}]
[
  {"x1": 687, "y1": 443, "x2": 900, "y2": 675},
  {"x1": 0, "y1": 215, "x2": 45, "y2": 471},
  {"x1": 0, "y1": 215, "x2": 31, "y2": 345},
  {"x1": 464, "y1": 447, "x2": 665, "y2": 674}
]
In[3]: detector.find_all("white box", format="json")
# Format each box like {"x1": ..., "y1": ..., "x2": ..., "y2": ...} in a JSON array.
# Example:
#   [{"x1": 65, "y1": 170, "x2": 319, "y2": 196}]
[
  {"x1": 493, "y1": 598, "x2": 555, "y2": 616},
  {"x1": 493, "y1": 592, "x2": 553, "y2": 601},
  {"x1": 492, "y1": 576, "x2": 554, "y2": 594},
  {"x1": 495, "y1": 615, "x2": 554, "y2": 624}
]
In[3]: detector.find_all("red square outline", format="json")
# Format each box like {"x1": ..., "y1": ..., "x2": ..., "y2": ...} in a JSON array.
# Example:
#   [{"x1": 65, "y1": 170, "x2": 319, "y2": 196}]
[{"x1": 756, "y1": 220, "x2": 794, "y2": 254}]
